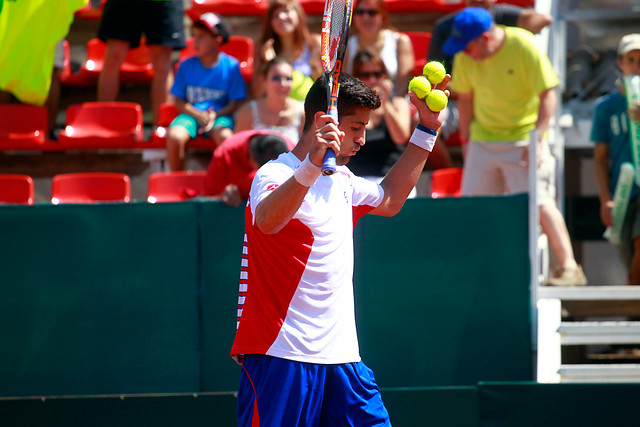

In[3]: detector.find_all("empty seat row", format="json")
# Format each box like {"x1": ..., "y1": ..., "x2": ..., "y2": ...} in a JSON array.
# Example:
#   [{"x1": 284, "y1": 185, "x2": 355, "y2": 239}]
[
  {"x1": 75, "y1": 0, "x2": 534, "y2": 20},
  {"x1": 0, "y1": 169, "x2": 462, "y2": 205},
  {"x1": 0, "y1": 102, "x2": 216, "y2": 151},
  {"x1": 0, "y1": 171, "x2": 209, "y2": 205},
  {"x1": 61, "y1": 35, "x2": 254, "y2": 87}
]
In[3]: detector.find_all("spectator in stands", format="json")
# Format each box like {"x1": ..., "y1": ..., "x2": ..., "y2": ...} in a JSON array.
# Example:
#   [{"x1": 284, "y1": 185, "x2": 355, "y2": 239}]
[
  {"x1": 445, "y1": 7, "x2": 586, "y2": 286},
  {"x1": 591, "y1": 34, "x2": 640, "y2": 285},
  {"x1": 205, "y1": 130, "x2": 293, "y2": 207},
  {"x1": 427, "y1": 0, "x2": 552, "y2": 165},
  {"x1": 166, "y1": 13, "x2": 247, "y2": 171},
  {"x1": 429, "y1": 0, "x2": 552, "y2": 74},
  {"x1": 254, "y1": 0, "x2": 321, "y2": 101},
  {"x1": 349, "y1": 49, "x2": 413, "y2": 190},
  {"x1": 97, "y1": 0, "x2": 186, "y2": 125},
  {"x1": 344, "y1": 0, "x2": 414, "y2": 97},
  {"x1": 234, "y1": 57, "x2": 304, "y2": 144}
]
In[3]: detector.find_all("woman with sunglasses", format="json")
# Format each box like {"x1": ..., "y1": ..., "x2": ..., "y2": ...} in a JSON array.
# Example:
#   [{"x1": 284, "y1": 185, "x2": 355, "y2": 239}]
[
  {"x1": 253, "y1": 0, "x2": 321, "y2": 99},
  {"x1": 345, "y1": 0, "x2": 414, "y2": 97},
  {"x1": 348, "y1": 49, "x2": 414, "y2": 191},
  {"x1": 235, "y1": 57, "x2": 304, "y2": 144}
]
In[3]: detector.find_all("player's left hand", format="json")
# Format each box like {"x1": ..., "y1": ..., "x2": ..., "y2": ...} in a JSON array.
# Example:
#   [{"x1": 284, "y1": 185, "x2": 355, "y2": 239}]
[{"x1": 408, "y1": 74, "x2": 450, "y2": 132}]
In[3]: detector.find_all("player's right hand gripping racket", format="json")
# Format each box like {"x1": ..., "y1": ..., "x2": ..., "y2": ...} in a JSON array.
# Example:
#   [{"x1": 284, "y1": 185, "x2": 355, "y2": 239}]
[{"x1": 320, "y1": 0, "x2": 353, "y2": 175}]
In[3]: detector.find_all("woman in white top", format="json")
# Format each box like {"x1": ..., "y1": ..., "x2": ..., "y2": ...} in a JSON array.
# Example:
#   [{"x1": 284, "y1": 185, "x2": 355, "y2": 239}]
[
  {"x1": 344, "y1": 0, "x2": 414, "y2": 97},
  {"x1": 253, "y1": 0, "x2": 322, "y2": 99},
  {"x1": 235, "y1": 57, "x2": 304, "y2": 144}
]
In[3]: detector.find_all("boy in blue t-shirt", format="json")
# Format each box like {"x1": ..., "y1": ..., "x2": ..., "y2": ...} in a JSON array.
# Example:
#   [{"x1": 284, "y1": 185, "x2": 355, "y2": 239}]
[
  {"x1": 591, "y1": 33, "x2": 640, "y2": 284},
  {"x1": 167, "y1": 12, "x2": 247, "y2": 170}
]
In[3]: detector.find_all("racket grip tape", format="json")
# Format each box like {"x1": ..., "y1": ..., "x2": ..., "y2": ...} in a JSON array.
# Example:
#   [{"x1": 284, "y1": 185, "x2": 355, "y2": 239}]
[
  {"x1": 322, "y1": 150, "x2": 337, "y2": 175},
  {"x1": 321, "y1": 105, "x2": 340, "y2": 175}
]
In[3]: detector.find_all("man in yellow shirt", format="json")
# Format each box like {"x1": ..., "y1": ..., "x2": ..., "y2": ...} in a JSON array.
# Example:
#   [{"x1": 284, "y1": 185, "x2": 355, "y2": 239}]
[{"x1": 445, "y1": 7, "x2": 586, "y2": 286}]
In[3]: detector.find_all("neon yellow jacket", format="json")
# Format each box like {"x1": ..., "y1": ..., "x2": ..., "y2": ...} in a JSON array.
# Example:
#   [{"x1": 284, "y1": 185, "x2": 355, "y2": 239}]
[{"x1": 0, "y1": 0, "x2": 87, "y2": 104}]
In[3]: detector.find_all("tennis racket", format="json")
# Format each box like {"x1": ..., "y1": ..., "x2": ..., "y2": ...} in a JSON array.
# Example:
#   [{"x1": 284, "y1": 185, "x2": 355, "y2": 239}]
[
  {"x1": 604, "y1": 162, "x2": 634, "y2": 245},
  {"x1": 320, "y1": 0, "x2": 353, "y2": 175}
]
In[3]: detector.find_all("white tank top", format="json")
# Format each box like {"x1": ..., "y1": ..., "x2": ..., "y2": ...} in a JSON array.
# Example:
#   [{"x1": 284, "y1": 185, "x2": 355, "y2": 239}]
[
  {"x1": 250, "y1": 99, "x2": 302, "y2": 143},
  {"x1": 346, "y1": 29, "x2": 399, "y2": 80}
]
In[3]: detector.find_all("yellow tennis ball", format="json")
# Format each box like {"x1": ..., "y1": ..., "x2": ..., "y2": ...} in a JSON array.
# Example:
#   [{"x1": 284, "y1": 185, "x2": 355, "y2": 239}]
[
  {"x1": 408, "y1": 76, "x2": 431, "y2": 99},
  {"x1": 423, "y1": 61, "x2": 446, "y2": 85},
  {"x1": 425, "y1": 89, "x2": 448, "y2": 112}
]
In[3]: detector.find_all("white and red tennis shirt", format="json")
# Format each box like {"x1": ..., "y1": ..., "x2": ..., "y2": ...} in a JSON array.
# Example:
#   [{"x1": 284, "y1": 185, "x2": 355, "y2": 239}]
[{"x1": 230, "y1": 152, "x2": 384, "y2": 364}]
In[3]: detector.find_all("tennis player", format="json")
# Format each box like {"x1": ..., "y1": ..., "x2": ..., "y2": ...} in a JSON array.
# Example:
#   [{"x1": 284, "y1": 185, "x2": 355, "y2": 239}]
[{"x1": 231, "y1": 72, "x2": 449, "y2": 426}]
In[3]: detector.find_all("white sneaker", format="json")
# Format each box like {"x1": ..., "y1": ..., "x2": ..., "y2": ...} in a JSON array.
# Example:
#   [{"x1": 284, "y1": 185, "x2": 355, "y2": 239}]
[{"x1": 546, "y1": 265, "x2": 587, "y2": 286}]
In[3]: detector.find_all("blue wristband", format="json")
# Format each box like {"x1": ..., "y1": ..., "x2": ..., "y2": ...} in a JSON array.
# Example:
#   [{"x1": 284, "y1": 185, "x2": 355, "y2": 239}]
[{"x1": 416, "y1": 124, "x2": 438, "y2": 135}]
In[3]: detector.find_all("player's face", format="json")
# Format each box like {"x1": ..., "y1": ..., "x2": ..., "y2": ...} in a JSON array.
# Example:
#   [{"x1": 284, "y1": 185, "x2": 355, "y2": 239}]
[
  {"x1": 335, "y1": 107, "x2": 370, "y2": 166},
  {"x1": 619, "y1": 50, "x2": 640, "y2": 76}
]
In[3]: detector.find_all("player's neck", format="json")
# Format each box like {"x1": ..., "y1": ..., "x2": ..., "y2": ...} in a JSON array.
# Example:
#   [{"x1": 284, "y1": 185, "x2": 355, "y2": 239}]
[{"x1": 291, "y1": 131, "x2": 314, "y2": 162}]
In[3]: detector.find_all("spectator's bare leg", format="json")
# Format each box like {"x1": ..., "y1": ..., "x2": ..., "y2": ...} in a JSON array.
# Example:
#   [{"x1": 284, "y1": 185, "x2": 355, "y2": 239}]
[
  {"x1": 149, "y1": 45, "x2": 173, "y2": 125},
  {"x1": 97, "y1": 39, "x2": 129, "y2": 102},
  {"x1": 539, "y1": 203, "x2": 578, "y2": 270},
  {"x1": 166, "y1": 126, "x2": 190, "y2": 171}
]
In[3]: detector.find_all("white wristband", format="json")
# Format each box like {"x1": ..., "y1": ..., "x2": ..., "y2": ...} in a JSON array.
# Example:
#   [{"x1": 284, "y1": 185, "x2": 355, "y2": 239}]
[
  {"x1": 409, "y1": 124, "x2": 438, "y2": 152},
  {"x1": 293, "y1": 154, "x2": 322, "y2": 187}
]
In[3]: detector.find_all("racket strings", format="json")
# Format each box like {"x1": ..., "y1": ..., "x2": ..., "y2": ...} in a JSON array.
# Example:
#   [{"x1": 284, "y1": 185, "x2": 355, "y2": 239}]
[{"x1": 321, "y1": 0, "x2": 349, "y2": 71}]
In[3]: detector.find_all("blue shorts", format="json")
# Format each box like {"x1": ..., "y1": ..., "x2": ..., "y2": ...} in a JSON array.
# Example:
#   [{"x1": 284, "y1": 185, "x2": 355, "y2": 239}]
[{"x1": 238, "y1": 355, "x2": 391, "y2": 426}]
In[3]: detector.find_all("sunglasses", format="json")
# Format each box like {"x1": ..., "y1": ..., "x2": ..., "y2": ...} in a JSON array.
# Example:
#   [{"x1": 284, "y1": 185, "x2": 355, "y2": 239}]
[
  {"x1": 356, "y1": 70, "x2": 384, "y2": 79},
  {"x1": 270, "y1": 75, "x2": 293, "y2": 82},
  {"x1": 355, "y1": 8, "x2": 379, "y2": 17}
]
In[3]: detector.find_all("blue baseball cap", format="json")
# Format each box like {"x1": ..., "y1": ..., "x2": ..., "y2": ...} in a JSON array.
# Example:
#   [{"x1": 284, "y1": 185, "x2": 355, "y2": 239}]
[{"x1": 442, "y1": 7, "x2": 493, "y2": 56}]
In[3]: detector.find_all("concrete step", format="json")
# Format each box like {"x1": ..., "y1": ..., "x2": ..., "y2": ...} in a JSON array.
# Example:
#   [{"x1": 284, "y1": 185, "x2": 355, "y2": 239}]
[
  {"x1": 559, "y1": 321, "x2": 640, "y2": 345},
  {"x1": 558, "y1": 364, "x2": 640, "y2": 383}
]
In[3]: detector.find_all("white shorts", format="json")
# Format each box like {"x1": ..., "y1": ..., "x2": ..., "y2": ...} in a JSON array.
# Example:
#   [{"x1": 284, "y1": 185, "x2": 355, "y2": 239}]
[{"x1": 461, "y1": 140, "x2": 556, "y2": 206}]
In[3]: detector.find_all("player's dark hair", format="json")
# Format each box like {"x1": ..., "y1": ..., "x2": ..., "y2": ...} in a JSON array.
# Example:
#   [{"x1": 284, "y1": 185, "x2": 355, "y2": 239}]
[
  {"x1": 249, "y1": 133, "x2": 290, "y2": 166},
  {"x1": 302, "y1": 73, "x2": 381, "y2": 132}
]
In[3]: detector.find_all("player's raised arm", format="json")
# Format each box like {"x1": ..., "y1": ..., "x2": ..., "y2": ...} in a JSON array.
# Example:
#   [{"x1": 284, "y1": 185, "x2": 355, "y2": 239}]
[{"x1": 371, "y1": 73, "x2": 450, "y2": 217}]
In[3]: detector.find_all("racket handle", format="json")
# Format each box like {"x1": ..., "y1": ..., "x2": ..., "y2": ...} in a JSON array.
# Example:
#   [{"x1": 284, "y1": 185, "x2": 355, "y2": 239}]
[
  {"x1": 322, "y1": 150, "x2": 337, "y2": 175},
  {"x1": 322, "y1": 105, "x2": 339, "y2": 175}
]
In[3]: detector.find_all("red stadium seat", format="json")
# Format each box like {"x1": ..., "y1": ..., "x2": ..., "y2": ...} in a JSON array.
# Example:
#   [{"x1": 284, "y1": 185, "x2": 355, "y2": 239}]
[
  {"x1": 185, "y1": 0, "x2": 268, "y2": 18},
  {"x1": 0, "y1": 104, "x2": 49, "y2": 150},
  {"x1": 403, "y1": 31, "x2": 432, "y2": 77},
  {"x1": 297, "y1": 0, "x2": 325, "y2": 15},
  {"x1": 147, "y1": 171, "x2": 208, "y2": 203},
  {"x1": 58, "y1": 102, "x2": 143, "y2": 149},
  {"x1": 0, "y1": 174, "x2": 35, "y2": 205},
  {"x1": 430, "y1": 167, "x2": 463, "y2": 198},
  {"x1": 150, "y1": 102, "x2": 216, "y2": 150},
  {"x1": 80, "y1": 38, "x2": 154, "y2": 85},
  {"x1": 177, "y1": 36, "x2": 254, "y2": 84},
  {"x1": 51, "y1": 172, "x2": 131, "y2": 204}
]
